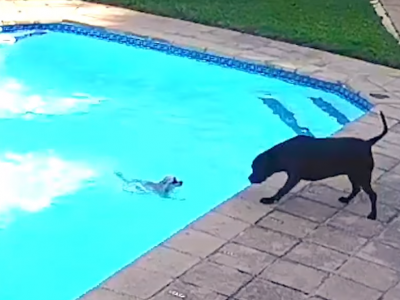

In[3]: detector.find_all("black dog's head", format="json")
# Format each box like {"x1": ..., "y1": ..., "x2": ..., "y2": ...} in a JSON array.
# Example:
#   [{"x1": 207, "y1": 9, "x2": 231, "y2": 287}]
[{"x1": 248, "y1": 151, "x2": 277, "y2": 184}]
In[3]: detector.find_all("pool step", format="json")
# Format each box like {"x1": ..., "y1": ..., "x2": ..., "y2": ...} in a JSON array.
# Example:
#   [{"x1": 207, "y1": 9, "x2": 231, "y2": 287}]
[{"x1": 260, "y1": 94, "x2": 365, "y2": 137}]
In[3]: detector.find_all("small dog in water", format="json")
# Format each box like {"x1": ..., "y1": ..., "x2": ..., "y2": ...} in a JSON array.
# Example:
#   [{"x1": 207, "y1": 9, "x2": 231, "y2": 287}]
[
  {"x1": 248, "y1": 112, "x2": 388, "y2": 220},
  {"x1": 115, "y1": 171, "x2": 183, "y2": 198}
]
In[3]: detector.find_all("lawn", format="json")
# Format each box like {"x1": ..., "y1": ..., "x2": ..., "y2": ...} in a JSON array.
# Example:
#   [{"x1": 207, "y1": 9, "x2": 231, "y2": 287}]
[{"x1": 86, "y1": 0, "x2": 400, "y2": 69}]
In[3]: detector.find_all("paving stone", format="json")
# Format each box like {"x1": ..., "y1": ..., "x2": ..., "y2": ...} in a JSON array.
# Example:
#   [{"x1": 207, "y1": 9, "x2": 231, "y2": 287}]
[
  {"x1": 260, "y1": 259, "x2": 327, "y2": 293},
  {"x1": 382, "y1": 130, "x2": 400, "y2": 146},
  {"x1": 327, "y1": 210, "x2": 384, "y2": 238},
  {"x1": 103, "y1": 266, "x2": 173, "y2": 299},
  {"x1": 233, "y1": 226, "x2": 299, "y2": 256},
  {"x1": 373, "y1": 152, "x2": 400, "y2": 171},
  {"x1": 191, "y1": 212, "x2": 249, "y2": 240},
  {"x1": 357, "y1": 240, "x2": 400, "y2": 271},
  {"x1": 344, "y1": 194, "x2": 398, "y2": 223},
  {"x1": 231, "y1": 32, "x2": 272, "y2": 49},
  {"x1": 306, "y1": 226, "x2": 367, "y2": 254},
  {"x1": 319, "y1": 175, "x2": 352, "y2": 192},
  {"x1": 236, "y1": 50, "x2": 281, "y2": 66},
  {"x1": 374, "y1": 104, "x2": 400, "y2": 122},
  {"x1": 258, "y1": 172, "x2": 309, "y2": 195},
  {"x1": 235, "y1": 278, "x2": 305, "y2": 300},
  {"x1": 367, "y1": 90, "x2": 400, "y2": 106},
  {"x1": 389, "y1": 122, "x2": 400, "y2": 134},
  {"x1": 277, "y1": 196, "x2": 338, "y2": 223},
  {"x1": 373, "y1": 168, "x2": 386, "y2": 182},
  {"x1": 132, "y1": 246, "x2": 200, "y2": 277},
  {"x1": 373, "y1": 184, "x2": 400, "y2": 210},
  {"x1": 299, "y1": 184, "x2": 348, "y2": 208},
  {"x1": 392, "y1": 162, "x2": 400, "y2": 174},
  {"x1": 378, "y1": 217, "x2": 400, "y2": 249},
  {"x1": 377, "y1": 172, "x2": 400, "y2": 192},
  {"x1": 383, "y1": 282, "x2": 400, "y2": 300},
  {"x1": 164, "y1": 228, "x2": 225, "y2": 258},
  {"x1": 257, "y1": 210, "x2": 318, "y2": 238},
  {"x1": 359, "y1": 111, "x2": 399, "y2": 127},
  {"x1": 180, "y1": 261, "x2": 251, "y2": 296},
  {"x1": 316, "y1": 275, "x2": 382, "y2": 300},
  {"x1": 373, "y1": 140, "x2": 400, "y2": 159},
  {"x1": 284, "y1": 242, "x2": 348, "y2": 272},
  {"x1": 338, "y1": 257, "x2": 399, "y2": 291},
  {"x1": 215, "y1": 190, "x2": 274, "y2": 224},
  {"x1": 314, "y1": 163, "x2": 375, "y2": 191},
  {"x1": 151, "y1": 280, "x2": 227, "y2": 300},
  {"x1": 79, "y1": 288, "x2": 139, "y2": 300},
  {"x1": 208, "y1": 242, "x2": 276, "y2": 274},
  {"x1": 346, "y1": 76, "x2": 386, "y2": 100},
  {"x1": 335, "y1": 120, "x2": 382, "y2": 140},
  {"x1": 310, "y1": 68, "x2": 351, "y2": 84}
]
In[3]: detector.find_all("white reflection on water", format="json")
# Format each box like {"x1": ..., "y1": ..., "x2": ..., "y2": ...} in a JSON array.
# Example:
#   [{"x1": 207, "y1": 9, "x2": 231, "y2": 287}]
[{"x1": 0, "y1": 151, "x2": 96, "y2": 228}]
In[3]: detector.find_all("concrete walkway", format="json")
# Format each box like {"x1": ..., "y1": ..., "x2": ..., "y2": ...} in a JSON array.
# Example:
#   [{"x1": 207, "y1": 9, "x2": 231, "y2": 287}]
[
  {"x1": 381, "y1": 0, "x2": 400, "y2": 36},
  {"x1": 1, "y1": 1, "x2": 400, "y2": 300}
]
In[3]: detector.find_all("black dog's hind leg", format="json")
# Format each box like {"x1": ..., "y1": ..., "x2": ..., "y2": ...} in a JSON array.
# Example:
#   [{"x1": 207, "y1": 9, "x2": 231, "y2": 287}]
[
  {"x1": 363, "y1": 185, "x2": 378, "y2": 220},
  {"x1": 340, "y1": 170, "x2": 377, "y2": 220},
  {"x1": 260, "y1": 175, "x2": 300, "y2": 204},
  {"x1": 359, "y1": 173, "x2": 377, "y2": 220},
  {"x1": 338, "y1": 175, "x2": 361, "y2": 204}
]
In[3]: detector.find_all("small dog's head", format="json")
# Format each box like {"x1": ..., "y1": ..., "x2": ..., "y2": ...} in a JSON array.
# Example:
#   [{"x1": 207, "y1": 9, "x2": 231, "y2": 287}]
[
  {"x1": 159, "y1": 175, "x2": 183, "y2": 194},
  {"x1": 248, "y1": 152, "x2": 276, "y2": 184}
]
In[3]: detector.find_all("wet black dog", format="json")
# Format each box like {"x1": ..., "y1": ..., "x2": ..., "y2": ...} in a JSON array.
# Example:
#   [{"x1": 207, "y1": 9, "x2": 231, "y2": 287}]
[{"x1": 248, "y1": 112, "x2": 388, "y2": 220}]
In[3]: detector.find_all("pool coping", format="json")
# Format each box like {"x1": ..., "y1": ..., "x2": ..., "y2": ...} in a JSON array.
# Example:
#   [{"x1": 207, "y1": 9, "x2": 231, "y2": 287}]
[{"x1": 2, "y1": 1, "x2": 400, "y2": 300}]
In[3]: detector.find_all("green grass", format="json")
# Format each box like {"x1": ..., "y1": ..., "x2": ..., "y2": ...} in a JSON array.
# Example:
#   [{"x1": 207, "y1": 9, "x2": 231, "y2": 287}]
[{"x1": 86, "y1": 0, "x2": 400, "y2": 69}]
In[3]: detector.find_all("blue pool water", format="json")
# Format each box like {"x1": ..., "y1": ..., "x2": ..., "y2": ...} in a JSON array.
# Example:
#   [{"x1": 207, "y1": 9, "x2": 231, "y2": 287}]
[{"x1": 0, "y1": 24, "x2": 370, "y2": 300}]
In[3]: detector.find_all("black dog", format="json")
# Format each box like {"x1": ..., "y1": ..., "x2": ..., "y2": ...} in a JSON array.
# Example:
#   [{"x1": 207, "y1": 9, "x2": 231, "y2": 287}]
[{"x1": 248, "y1": 112, "x2": 388, "y2": 220}]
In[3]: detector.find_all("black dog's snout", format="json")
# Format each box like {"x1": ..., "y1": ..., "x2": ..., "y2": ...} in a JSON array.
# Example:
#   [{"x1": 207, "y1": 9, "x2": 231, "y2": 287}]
[
  {"x1": 248, "y1": 173, "x2": 263, "y2": 184},
  {"x1": 248, "y1": 173, "x2": 256, "y2": 183}
]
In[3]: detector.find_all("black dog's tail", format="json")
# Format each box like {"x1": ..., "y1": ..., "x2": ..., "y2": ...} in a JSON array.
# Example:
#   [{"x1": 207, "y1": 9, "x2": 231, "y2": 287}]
[{"x1": 367, "y1": 111, "x2": 388, "y2": 146}]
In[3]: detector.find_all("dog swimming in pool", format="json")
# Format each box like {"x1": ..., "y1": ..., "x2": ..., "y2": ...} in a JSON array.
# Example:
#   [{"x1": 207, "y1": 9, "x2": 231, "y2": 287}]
[{"x1": 114, "y1": 171, "x2": 183, "y2": 198}]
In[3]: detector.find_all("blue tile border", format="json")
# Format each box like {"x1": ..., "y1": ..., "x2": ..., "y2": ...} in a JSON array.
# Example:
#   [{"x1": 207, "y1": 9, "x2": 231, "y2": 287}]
[{"x1": 1, "y1": 22, "x2": 373, "y2": 112}]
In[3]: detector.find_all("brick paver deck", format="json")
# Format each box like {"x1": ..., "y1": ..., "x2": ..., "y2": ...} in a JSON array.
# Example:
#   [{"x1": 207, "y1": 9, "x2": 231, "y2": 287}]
[{"x1": 1, "y1": 1, "x2": 400, "y2": 300}]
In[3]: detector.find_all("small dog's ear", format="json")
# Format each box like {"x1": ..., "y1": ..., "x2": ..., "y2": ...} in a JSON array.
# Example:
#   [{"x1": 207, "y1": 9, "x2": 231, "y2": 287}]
[{"x1": 160, "y1": 176, "x2": 173, "y2": 186}]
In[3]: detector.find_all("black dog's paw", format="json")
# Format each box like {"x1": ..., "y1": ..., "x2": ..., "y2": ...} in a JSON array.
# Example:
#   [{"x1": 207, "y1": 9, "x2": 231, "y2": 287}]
[
  {"x1": 260, "y1": 197, "x2": 276, "y2": 205},
  {"x1": 338, "y1": 197, "x2": 350, "y2": 204},
  {"x1": 367, "y1": 212, "x2": 377, "y2": 220}
]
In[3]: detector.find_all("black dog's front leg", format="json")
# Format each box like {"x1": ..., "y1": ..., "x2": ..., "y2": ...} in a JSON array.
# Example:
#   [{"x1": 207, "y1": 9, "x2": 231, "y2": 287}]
[{"x1": 260, "y1": 175, "x2": 300, "y2": 204}]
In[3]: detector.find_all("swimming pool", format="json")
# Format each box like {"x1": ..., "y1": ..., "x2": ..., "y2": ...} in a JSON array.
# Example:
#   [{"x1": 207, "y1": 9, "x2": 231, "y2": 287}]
[{"x1": 0, "y1": 23, "x2": 372, "y2": 300}]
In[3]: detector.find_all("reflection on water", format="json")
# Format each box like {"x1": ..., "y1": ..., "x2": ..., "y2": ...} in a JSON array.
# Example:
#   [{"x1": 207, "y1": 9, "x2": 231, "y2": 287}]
[
  {"x1": 0, "y1": 29, "x2": 48, "y2": 45},
  {"x1": 0, "y1": 151, "x2": 97, "y2": 228},
  {"x1": 0, "y1": 78, "x2": 107, "y2": 119}
]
